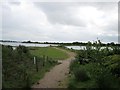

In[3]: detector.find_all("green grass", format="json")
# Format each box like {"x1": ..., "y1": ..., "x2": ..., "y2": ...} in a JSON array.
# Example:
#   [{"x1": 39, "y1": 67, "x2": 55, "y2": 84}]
[{"x1": 29, "y1": 47, "x2": 69, "y2": 60}]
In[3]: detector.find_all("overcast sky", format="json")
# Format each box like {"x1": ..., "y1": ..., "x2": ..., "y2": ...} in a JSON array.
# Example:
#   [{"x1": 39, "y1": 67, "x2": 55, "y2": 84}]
[{"x1": 1, "y1": 1, "x2": 118, "y2": 43}]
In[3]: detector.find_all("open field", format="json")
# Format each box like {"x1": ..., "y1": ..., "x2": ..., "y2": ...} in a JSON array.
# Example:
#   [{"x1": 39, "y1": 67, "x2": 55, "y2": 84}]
[{"x1": 29, "y1": 47, "x2": 69, "y2": 60}]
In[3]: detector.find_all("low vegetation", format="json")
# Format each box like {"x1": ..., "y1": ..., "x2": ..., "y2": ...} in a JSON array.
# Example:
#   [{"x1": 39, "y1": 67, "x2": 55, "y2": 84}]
[
  {"x1": 69, "y1": 40, "x2": 120, "y2": 88},
  {"x1": 2, "y1": 40, "x2": 120, "y2": 88},
  {"x1": 2, "y1": 45, "x2": 62, "y2": 88}
]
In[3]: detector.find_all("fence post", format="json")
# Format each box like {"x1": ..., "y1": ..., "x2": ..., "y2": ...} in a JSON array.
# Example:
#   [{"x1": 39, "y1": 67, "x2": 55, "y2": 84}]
[
  {"x1": 34, "y1": 57, "x2": 36, "y2": 64},
  {"x1": 46, "y1": 56, "x2": 48, "y2": 61},
  {"x1": 43, "y1": 55, "x2": 45, "y2": 67},
  {"x1": 36, "y1": 57, "x2": 38, "y2": 72}
]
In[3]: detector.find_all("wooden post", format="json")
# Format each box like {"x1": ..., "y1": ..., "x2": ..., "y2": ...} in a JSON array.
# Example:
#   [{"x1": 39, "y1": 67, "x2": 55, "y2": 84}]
[
  {"x1": 46, "y1": 56, "x2": 48, "y2": 61},
  {"x1": 34, "y1": 56, "x2": 38, "y2": 72},
  {"x1": 35, "y1": 57, "x2": 38, "y2": 72},
  {"x1": 43, "y1": 55, "x2": 45, "y2": 67},
  {"x1": 34, "y1": 57, "x2": 36, "y2": 64}
]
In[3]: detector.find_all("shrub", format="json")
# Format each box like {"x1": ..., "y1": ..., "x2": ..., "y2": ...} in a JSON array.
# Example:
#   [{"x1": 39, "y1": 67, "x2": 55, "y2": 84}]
[
  {"x1": 70, "y1": 60, "x2": 79, "y2": 72},
  {"x1": 95, "y1": 70, "x2": 119, "y2": 88},
  {"x1": 68, "y1": 82, "x2": 76, "y2": 89},
  {"x1": 73, "y1": 68, "x2": 89, "y2": 82},
  {"x1": 103, "y1": 55, "x2": 120, "y2": 77}
]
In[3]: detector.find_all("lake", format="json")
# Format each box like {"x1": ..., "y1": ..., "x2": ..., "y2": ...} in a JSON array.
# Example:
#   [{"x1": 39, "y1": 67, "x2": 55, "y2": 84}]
[
  {"x1": 0, "y1": 42, "x2": 58, "y2": 47},
  {"x1": 65, "y1": 46, "x2": 113, "y2": 50},
  {"x1": 65, "y1": 46, "x2": 86, "y2": 50},
  {"x1": 0, "y1": 42, "x2": 113, "y2": 50}
]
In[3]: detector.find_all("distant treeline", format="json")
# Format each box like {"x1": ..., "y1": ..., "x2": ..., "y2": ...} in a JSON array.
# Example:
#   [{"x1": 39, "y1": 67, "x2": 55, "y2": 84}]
[
  {"x1": 22, "y1": 40, "x2": 120, "y2": 46},
  {"x1": 1, "y1": 40, "x2": 120, "y2": 46},
  {"x1": 0, "y1": 40, "x2": 19, "y2": 42}
]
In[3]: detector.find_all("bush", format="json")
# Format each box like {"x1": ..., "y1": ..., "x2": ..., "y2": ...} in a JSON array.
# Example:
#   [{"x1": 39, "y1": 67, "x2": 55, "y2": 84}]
[
  {"x1": 96, "y1": 70, "x2": 119, "y2": 88},
  {"x1": 68, "y1": 82, "x2": 76, "y2": 89},
  {"x1": 68, "y1": 40, "x2": 120, "y2": 88},
  {"x1": 103, "y1": 55, "x2": 120, "y2": 77},
  {"x1": 73, "y1": 68, "x2": 89, "y2": 82}
]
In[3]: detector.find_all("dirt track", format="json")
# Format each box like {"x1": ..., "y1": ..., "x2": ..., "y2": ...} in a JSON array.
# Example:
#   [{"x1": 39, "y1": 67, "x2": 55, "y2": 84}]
[{"x1": 32, "y1": 47, "x2": 76, "y2": 88}]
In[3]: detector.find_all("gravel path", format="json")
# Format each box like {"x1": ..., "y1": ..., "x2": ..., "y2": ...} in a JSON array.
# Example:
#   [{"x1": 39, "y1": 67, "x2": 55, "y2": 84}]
[{"x1": 32, "y1": 47, "x2": 76, "y2": 88}]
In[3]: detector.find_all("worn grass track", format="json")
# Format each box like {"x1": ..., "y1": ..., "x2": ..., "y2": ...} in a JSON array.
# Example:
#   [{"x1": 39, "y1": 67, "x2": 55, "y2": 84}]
[{"x1": 32, "y1": 47, "x2": 76, "y2": 88}]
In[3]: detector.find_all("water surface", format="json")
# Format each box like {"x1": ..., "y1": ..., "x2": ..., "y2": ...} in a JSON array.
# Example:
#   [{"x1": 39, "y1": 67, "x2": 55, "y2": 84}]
[{"x1": 0, "y1": 42, "x2": 58, "y2": 47}]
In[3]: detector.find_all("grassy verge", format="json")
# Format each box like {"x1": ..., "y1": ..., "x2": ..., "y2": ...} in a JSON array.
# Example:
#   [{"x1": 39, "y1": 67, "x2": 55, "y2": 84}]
[{"x1": 29, "y1": 47, "x2": 69, "y2": 60}]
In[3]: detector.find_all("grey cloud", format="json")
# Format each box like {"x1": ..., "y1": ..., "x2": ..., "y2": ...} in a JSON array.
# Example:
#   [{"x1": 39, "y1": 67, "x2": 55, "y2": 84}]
[
  {"x1": 34, "y1": 2, "x2": 86, "y2": 27},
  {"x1": 99, "y1": 35, "x2": 118, "y2": 43},
  {"x1": 2, "y1": 1, "x2": 118, "y2": 43},
  {"x1": 9, "y1": 2, "x2": 21, "y2": 5},
  {"x1": 34, "y1": 2, "x2": 117, "y2": 27},
  {"x1": 75, "y1": 2, "x2": 117, "y2": 11},
  {"x1": 105, "y1": 22, "x2": 118, "y2": 32}
]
